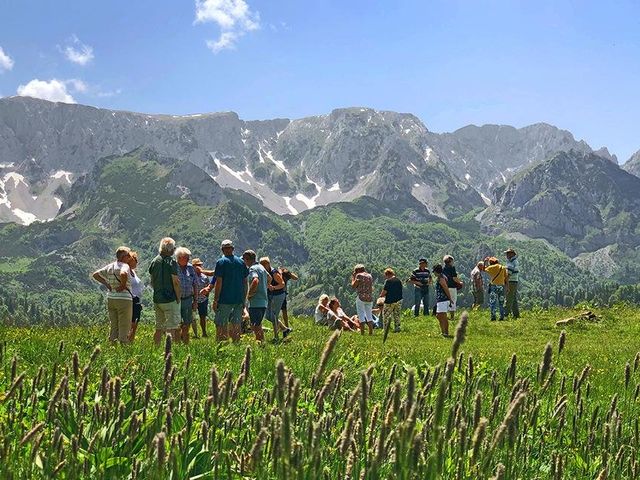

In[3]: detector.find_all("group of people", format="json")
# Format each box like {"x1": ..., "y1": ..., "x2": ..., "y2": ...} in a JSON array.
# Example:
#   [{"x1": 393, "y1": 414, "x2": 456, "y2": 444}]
[
  {"x1": 314, "y1": 250, "x2": 520, "y2": 338},
  {"x1": 92, "y1": 238, "x2": 297, "y2": 345},
  {"x1": 92, "y1": 237, "x2": 520, "y2": 345}
]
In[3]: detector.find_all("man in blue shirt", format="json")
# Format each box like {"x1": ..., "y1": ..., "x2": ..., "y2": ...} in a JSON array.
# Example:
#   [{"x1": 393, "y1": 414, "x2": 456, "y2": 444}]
[
  {"x1": 200, "y1": 239, "x2": 248, "y2": 342},
  {"x1": 242, "y1": 249, "x2": 270, "y2": 343}
]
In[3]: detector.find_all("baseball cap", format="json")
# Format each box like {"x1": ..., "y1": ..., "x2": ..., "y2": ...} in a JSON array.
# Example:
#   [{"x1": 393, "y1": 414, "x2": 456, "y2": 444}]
[
  {"x1": 192, "y1": 258, "x2": 203, "y2": 266},
  {"x1": 419, "y1": 258, "x2": 428, "y2": 263},
  {"x1": 504, "y1": 248, "x2": 516, "y2": 255},
  {"x1": 221, "y1": 239, "x2": 234, "y2": 248}
]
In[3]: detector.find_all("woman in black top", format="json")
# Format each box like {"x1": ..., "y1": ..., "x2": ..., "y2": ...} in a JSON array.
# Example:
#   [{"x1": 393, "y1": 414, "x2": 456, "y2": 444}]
[
  {"x1": 442, "y1": 255, "x2": 462, "y2": 324},
  {"x1": 380, "y1": 268, "x2": 403, "y2": 335}
]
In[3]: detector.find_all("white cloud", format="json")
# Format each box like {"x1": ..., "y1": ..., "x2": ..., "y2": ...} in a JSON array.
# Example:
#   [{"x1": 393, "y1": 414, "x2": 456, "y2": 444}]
[
  {"x1": 62, "y1": 35, "x2": 94, "y2": 66},
  {"x1": 16, "y1": 78, "x2": 88, "y2": 103},
  {"x1": 195, "y1": 0, "x2": 260, "y2": 53},
  {"x1": 0, "y1": 47, "x2": 14, "y2": 72}
]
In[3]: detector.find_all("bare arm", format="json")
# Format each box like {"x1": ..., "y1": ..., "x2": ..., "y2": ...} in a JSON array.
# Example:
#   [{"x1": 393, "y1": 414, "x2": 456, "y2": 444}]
[
  {"x1": 288, "y1": 272, "x2": 299, "y2": 281},
  {"x1": 439, "y1": 277, "x2": 452, "y2": 302},
  {"x1": 201, "y1": 268, "x2": 215, "y2": 276},
  {"x1": 92, "y1": 271, "x2": 112, "y2": 291},
  {"x1": 268, "y1": 271, "x2": 285, "y2": 292},
  {"x1": 351, "y1": 275, "x2": 359, "y2": 289},
  {"x1": 247, "y1": 277, "x2": 259, "y2": 298}
]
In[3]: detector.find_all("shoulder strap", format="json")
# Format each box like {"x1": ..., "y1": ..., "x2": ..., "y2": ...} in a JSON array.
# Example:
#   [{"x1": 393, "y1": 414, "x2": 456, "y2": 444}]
[{"x1": 490, "y1": 267, "x2": 503, "y2": 283}]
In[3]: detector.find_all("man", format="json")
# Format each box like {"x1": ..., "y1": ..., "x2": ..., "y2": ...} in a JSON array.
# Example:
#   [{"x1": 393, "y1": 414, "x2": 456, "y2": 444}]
[
  {"x1": 200, "y1": 240, "x2": 248, "y2": 342},
  {"x1": 409, "y1": 258, "x2": 432, "y2": 317},
  {"x1": 243, "y1": 250, "x2": 270, "y2": 343},
  {"x1": 148, "y1": 237, "x2": 181, "y2": 346},
  {"x1": 484, "y1": 257, "x2": 507, "y2": 321},
  {"x1": 504, "y1": 248, "x2": 520, "y2": 319},
  {"x1": 442, "y1": 255, "x2": 462, "y2": 325},
  {"x1": 470, "y1": 261, "x2": 486, "y2": 310},
  {"x1": 175, "y1": 247, "x2": 197, "y2": 344},
  {"x1": 192, "y1": 258, "x2": 210, "y2": 338}
]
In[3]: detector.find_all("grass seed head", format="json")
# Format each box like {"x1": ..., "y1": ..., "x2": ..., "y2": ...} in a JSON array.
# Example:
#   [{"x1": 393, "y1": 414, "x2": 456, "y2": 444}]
[
  {"x1": 558, "y1": 330, "x2": 566, "y2": 354},
  {"x1": 539, "y1": 342, "x2": 553, "y2": 382}
]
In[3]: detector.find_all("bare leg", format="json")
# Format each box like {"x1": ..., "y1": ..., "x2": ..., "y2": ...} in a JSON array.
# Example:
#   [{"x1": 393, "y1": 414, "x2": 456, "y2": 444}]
[
  {"x1": 368, "y1": 322, "x2": 374, "y2": 335},
  {"x1": 191, "y1": 321, "x2": 199, "y2": 338},
  {"x1": 216, "y1": 324, "x2": 229, "y2": 342},
  {"x1": 437, "y1": 313, "x2": 449, "y2": 336},
  {"x1": 180, "y1": 324, "x2": 190, "y2": 345},
  {"x1": 282, "y1": 307, "x2": 290, "y2": 328},
  {"x1": 154, "y1": 329, "x2": 164, "y2": 347},
  {"x1": 229, "y1": 323, "x2": 241, "y2": 343},
  {"x1": 200, "y1": 315, "x2": 208, "y2": 337},
  {"x1": 251, "y1": 325, "x2": 264, "y2": 343},
  {"x1": 128, "y1": 322, "x2": 138, "y2": 342}
]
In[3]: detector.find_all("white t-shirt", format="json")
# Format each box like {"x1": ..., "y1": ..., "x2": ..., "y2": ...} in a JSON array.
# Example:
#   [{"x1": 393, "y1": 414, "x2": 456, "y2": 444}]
[
  {"x1": 314, "y1": 304, "x2": 328, "y2": 325},
  {"x1": 130, "y1": 270, "x2": 144, "y2": 298},
  {"x1": 97, "y1": 261, "x2": 132, "y2": 300}
]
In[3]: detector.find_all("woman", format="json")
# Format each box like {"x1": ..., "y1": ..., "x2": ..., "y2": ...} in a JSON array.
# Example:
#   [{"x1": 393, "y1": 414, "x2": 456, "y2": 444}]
[
  {"x1": 192, "y1": 258, "x2": 210, "y2": 338},
  {"x1": 279, "y1": 267, "x2": 299, "y2": 329},
  {"x1": 92, "y1": 246, "x2": 133, "y2": 344},
  {"x1": 443, "y1": 255, "x2": 462, "y2": 325},
  {"x1": 351, "y1": 264, "x2": 374, "y2": 335},
  {"x1": 327, "y1": 298, "x2": 360, "y2": 331},
  {"x1": 315, "y1": 294, "x2": 330, "y2": 326},
  {"x1": 380, "y1": 268, "x2": 403, "y2": 333},
  {"x1": 176, "y1": 247, "x2": 197, "y2": 344},
  {"x1": 260, "y1": 257, "x2": 291, "y2": 339},
  {"x1": 433, "y1": 264, "x2": 453, "y2": 337},
  {"x1": 127, "y1": 251, "x2": 144, "y2": 342},
  {"x1": 484, "y1": 257, "x2": 507, "y2": 321}
]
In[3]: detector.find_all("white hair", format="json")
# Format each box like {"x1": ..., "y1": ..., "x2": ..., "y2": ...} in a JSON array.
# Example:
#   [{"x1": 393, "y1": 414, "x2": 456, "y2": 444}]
[
  {"x1": 158, "y1": 237, "x2": 176, "y2": 256},
  {"x1": 175, "y1": 247, "x2": 192, "y2": 258}
]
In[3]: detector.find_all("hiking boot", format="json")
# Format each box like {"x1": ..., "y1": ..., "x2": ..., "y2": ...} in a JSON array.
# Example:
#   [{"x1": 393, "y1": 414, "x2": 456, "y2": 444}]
[
  {"x1": 394, "y1": 327, "x2": 401, "y2": 333},
  {"x1": 283, "y1": 328, "x2": 292, "y2": 338}
]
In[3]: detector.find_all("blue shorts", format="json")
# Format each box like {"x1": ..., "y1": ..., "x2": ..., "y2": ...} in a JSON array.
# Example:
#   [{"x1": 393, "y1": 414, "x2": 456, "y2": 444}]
[
  {"x1": 214, "y1": 303, "x2": 243, "y2": 326},
  {"x1": 248, "y1": 307, "x2": 266, "y2": 326},
  {"x1": 197, "y1": 301, "x2": 208, "y2": 318},
  {"x1": 180, "y1": 296, "x2": 194, "y2": 325}
]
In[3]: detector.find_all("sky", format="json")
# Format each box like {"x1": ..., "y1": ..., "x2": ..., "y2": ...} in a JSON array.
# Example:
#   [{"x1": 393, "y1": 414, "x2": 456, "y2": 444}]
[{"x1": 0, "y1": 0, "x2": 639, "y2": 161}]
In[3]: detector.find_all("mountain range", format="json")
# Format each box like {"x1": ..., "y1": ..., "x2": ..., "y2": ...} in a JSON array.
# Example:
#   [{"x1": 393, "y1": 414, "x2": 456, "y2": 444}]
[{"x1": 1, "y1": 96, "x2": 639, "y2": 315}]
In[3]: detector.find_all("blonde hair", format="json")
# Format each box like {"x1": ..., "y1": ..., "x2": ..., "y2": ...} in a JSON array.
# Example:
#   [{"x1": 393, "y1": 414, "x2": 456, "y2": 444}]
[
  {"x1": 318, "y1": 294, "x2": 329, "y2": 304},
  {"x1": 384, "y1": 268, "x2": 395, "y2": 277},
  {"x1": 129, "y1": 251, "x2": 139, "y2": 261},
  {"x1": 259, "y1": 256, "x2": 271, "y2": 267},
  {"x1": 115, "y1": 246, "x2": 131, "y2": 261}
]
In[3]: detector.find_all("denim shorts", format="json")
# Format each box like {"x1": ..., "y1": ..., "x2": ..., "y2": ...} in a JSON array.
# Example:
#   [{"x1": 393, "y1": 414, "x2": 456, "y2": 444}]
[
  {"x1": 215, "y1": 303, "x2": 243, "y2": 326},
  {"x1": 180, "y1": 296, "x2": 194, "y2": 325},
  {"x1": 248, "y1": 307, "x2": 266, "y2": 326},
  {"x1": 197, "y1": 301, "x2": 208, "y2": 318}
]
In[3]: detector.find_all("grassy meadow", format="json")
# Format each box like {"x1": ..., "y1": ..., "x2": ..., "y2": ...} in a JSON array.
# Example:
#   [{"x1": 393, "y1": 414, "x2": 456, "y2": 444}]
[{"x1": 1, "y1": 305, "x2": 639, "y2": 479}]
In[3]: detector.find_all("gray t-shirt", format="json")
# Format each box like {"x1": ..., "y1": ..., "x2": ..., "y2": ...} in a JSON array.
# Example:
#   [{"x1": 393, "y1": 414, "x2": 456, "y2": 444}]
[{"x1": 248, "y1": 263, "x2": 269, "y2": 308}]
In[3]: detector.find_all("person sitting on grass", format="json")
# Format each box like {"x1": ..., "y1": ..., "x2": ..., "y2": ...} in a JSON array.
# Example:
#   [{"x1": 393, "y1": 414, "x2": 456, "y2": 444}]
[
  {"x1": 315, "y1": 294, "x2": 330, "y2": 326},
  {"x1": 432, "y1": 264, "x2": 453, "y2": 337},
  {"x1": 327, "y1": 298, "x2": 360, "y2": 331}
]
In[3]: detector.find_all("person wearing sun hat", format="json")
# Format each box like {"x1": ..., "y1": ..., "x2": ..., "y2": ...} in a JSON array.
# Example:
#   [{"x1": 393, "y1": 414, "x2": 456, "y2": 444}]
[{"x1": 504, "y1": 248, "x2": 520, "y2": 319}]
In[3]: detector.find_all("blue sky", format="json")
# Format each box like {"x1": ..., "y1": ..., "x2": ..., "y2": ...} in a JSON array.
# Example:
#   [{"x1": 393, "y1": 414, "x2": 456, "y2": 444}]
[{"x1": 1, "y1": 0, "x2": 639, "y2": 161}]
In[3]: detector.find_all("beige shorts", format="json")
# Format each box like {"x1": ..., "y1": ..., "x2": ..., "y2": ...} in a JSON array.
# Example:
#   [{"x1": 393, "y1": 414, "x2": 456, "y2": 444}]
[{"x1": 154, "y1": 302, "x2": 180, "y2": 331}]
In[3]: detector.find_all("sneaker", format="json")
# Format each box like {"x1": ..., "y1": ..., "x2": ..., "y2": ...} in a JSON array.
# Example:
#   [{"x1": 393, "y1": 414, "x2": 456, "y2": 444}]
[
  {"x1": 490, "y1": 317, "x2": 496, "y2": 322},
  {"x1": 394, "y1": 327, "x2": 401, "y2": 333},
  {"x1": 441, "y1": 333, "x2": 453, "y2": 338},
  {"x1": 283, "y1": 328, "x2": 292, "y2": 338}
]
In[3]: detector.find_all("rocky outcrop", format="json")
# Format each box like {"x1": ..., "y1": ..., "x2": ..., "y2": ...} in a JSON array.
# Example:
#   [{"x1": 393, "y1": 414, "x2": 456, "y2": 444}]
[
  {"x1": 623, "y1": 150, "x2": 640, "y2": 177},
  {"x1": 484, "y1": 150, "x2": 640, "y2": 257}
]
